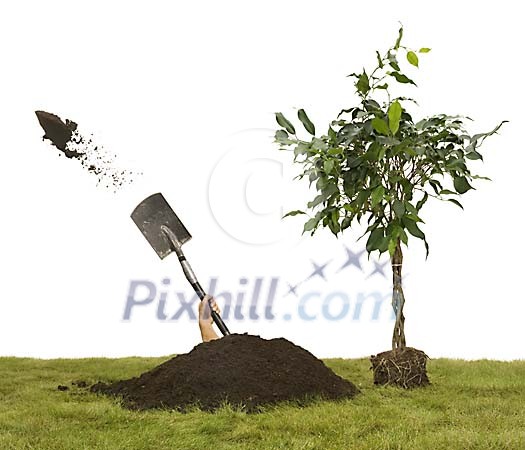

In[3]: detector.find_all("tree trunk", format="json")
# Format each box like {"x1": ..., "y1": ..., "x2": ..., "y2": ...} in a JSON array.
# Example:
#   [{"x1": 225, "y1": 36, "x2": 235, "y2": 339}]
[
  {"x1": 371, "y1": 240, "x2": 430, "y2": 387},
  {"x1": 391, "y1": 239, "x2": 406, "y2": 350}
]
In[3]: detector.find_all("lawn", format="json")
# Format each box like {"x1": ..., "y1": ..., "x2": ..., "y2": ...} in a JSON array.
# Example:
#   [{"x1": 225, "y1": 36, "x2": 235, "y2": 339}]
[{"x1": 0, "y1": 356, "x2": 524, "y2": 449}]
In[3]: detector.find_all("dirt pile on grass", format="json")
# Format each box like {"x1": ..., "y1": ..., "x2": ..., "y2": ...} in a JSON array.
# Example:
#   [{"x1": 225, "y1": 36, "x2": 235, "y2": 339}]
[
  {"x1": 91, "y1": 334, "x2": 359, "y2": 412},
  {"x1": 370, "y1": 347, "x2": 429, "y2": 388},
  {"x1": 35, "y1": 110, "x2": 140, "y2": 190}
]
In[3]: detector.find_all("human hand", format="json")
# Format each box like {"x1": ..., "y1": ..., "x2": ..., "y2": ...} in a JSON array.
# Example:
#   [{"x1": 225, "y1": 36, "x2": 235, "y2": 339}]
[
  {"x1": 198, "y1": 295, "x2": 221, "y2": 326},
  {"x1": 198, "y1": 295, "x2": 221, "y2": 342}
]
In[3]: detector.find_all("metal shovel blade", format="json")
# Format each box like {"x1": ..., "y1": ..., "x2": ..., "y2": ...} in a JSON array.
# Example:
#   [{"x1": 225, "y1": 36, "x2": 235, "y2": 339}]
[{"x1": 131, "y1": 193, "x2": 192, "y2": 259}]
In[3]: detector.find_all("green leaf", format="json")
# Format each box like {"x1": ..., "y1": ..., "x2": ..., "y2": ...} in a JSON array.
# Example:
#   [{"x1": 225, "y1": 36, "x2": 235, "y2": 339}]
[
  {"x1": 274, "y1": 130, "x2": 292, "y2": 145},
  {"x1": 400, "y1": 227, "x2": 409, "y2": 245},
  {"x1": 356, "y1": 189, "x2": 370, "y2": 208},
  {"x1": 372, "y1": 117, "x2": 390, "y2": 135},
  {"x1": 403, "y1": 217, "x2": 425, "y2": 240},
  {"x1": 439, "y1": 189, "x2": 456, "y2": 195},
  {"x1": 466, "y1": 150, "x2": 483, "y2": 160},
  {"x1": 294, "y1": 143, "x2": 308, "y2": 158},
  {"x1": 453, "y1": 176, "x2": 474, "y2": 194},
  {"x1": 328, "y1": 147, "x2": 343, "y2": 155},
  {"x1": 407, "y1": 51, "x2": 419, "y2": 67},
  {"x1": 328, "y1": 126, "x2": 337, "y2": 143},
  {"x1": 389, "y1": 71, "x2": 417, "y2": 85},
  {"x1": 311, "y1": 137, "x2": 328, "y2": 151},
  {"x1": 341, "y1": 216, "x2": 352, "y2": 230},
  {"x1": 447, "y1": 198, "x2": 464, "y2": 209},
  {"x1": 366, "y1": 227, "x2": 384, "y2": 253},
  {"x1": 378, "y1": 236, "x2": 389, "y2": 253},
  {"x1": 275, "y1": 130, "x2": 288, "y2": 140},
  {"x1": 316, "y1": 176, "x2": 329, "y2": 190},
  {"x1": 392, "y1": 199, "x2": 405, "y2": 218},
  {"x1": 328, "y1": 219, "x2": 340, "y2": 235},
  {"x1": 307, "y1": 194, "x2": 325, "y2": 208},
  {"x1": 416, "y1": 192, "x2": 428, "y2": 211},
  {"x1": 394, "y1": 27, "x2": 403, "y2": 49},
  {"x1": 303, "y1": 218, "x2": 319, "y2": 233},
  {"x1": 322, "y1": 182, "x2": 338, "y2": 198},
  {"x1": 388, "y1": 101, "x2": 402, "y2": 135},
  {"x1": 371, "y1": 185, "x2": 385, "y2": 207},
  {"x1": 323, "y1": 160, "x2": 335, "y2": 174},
  {"x1": 400, "y1": 178, "x2": 414, "y2": 197},
  {"x1": 419, "y1": 47, "x2": 431, "y2": 53},
  {"x1": 328, "y1": 209, "x2": 341, "y2": 236},
  {"x1": 390, "y1": 60, "x2": 401, "y2": 71},
  {"x1": 471, "y1": 174, "x2": 492, "y2": 181},
  {"x1": 428, "y1": 179, "x2": 442, "y2": 195},
  {"x1": 376, "y1": 51, "x2": 384, "y2": 68},
  {"x1": 364, "y1": 99, "x2": 381, "y2": 113},
  {"x1": 405, "y1": 202, "x2": 418, "y2": 216},
  {"x1": 356, "y1": 71, "x2": 370, "y2": 95},
  {"x1": 388, "y1": 238, "x2": 397, "y2": 257},
  {"x1": 275, "y1": 112, "x2": 296, "y2": 135},
  {"x1": 298, "y1": 109, "x2": 316, "y2": 135},
  {"x1": 283, "y1": 210, "x2": 306, "y2": 218}
]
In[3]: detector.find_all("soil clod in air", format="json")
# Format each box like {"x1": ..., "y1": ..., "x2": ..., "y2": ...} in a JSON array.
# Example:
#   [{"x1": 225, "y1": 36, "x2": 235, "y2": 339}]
[{"x1": 35, "y1": 110, "x2": 140, "y2": 190}]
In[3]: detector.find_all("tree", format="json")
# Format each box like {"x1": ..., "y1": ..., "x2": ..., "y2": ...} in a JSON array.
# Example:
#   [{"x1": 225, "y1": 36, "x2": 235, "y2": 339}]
[{"x1": 275, "y1": 28, "x2": 505, "y2": 384}]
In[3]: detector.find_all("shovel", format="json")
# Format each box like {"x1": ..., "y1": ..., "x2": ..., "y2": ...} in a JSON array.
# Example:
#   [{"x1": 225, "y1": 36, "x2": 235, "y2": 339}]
[{"x1": 131, "y1": 192, "x2": 230, "y2": 336}]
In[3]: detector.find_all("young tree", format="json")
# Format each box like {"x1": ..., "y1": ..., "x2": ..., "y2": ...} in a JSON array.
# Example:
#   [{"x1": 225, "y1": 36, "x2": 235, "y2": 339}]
[{"x1": 275, "y1": 28, "x2": 505, "y2": 384}]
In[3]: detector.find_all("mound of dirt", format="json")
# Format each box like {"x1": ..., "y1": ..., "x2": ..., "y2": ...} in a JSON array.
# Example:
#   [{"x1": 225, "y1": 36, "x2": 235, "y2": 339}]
[
  {"x1": 91, "y1": 334, "x2": 359, "y2": 412},
  {"x1": 370, "y1": 347, "x2": 429, "y2": 388},
  {"x1": 35, "y1": 110, "x2": 140, "y2": 190}
]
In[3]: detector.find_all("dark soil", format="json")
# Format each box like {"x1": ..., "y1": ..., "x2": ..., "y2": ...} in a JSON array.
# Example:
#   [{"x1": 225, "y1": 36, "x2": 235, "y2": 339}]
[
  {"x1": 35, "y1": 110, "x2": 140, "y2": 190},
  {"x1": 370, "y1": 347, "x2": 429, "y2": 388},
  {"x1": 91, "y1": 334, "x2": 359, "y2": 412},
  {"x1": 35, "y1": 111, "x2": 82, "y2": 157}
]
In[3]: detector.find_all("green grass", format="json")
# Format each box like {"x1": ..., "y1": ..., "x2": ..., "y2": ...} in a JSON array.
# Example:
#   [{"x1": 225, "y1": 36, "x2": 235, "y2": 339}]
[{"x1": 0, "y1": 356, "x2": 524, "y2": 450}]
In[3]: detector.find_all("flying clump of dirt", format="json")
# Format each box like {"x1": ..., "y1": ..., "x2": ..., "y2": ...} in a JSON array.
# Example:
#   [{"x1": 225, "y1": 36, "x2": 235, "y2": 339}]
[
  {"x1": 35, "y1": 110, "x2": 141, "y2": 190},
  {"x1": 91, "y1": 334, "x2": 360, "y2": 412}
]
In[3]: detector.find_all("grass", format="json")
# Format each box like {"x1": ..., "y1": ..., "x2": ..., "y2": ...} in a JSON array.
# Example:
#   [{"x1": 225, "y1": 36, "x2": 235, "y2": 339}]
[{"x1": 0, "y1": 356, "x2": 524, "y2": 450}]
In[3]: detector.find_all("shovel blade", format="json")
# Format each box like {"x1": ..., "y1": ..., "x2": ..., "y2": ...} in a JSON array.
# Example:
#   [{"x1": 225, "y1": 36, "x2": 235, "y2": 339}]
[{"x1": 131, "y1": 193, "x2": 192, "y2": 259}]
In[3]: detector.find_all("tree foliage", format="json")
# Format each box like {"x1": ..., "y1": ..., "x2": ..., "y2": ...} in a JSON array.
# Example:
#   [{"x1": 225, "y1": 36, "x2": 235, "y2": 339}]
[{"x1": 276, "y1": 27, "x2": 506, "y2": 259}]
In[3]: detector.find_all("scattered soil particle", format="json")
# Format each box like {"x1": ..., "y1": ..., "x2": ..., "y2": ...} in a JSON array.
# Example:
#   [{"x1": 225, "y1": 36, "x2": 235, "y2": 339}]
[
  {"x1": 370, "y1": 347, "x2": 430, "y2": 388},
  {"x1": 35, "y1": 110, "x2": 140, "y2": 190},
  {"x1": 57, "y1": 385, "x2": 69, "y2": 391},
  {"x1": 91, "y1": 334, "x2": 359, "y2": 412}
]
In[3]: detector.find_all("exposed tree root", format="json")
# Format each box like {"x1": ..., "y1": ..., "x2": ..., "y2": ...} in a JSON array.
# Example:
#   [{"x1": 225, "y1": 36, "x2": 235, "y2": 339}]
[{"x1": 370, "y1": 347, "x2": 430, "y2": 388}]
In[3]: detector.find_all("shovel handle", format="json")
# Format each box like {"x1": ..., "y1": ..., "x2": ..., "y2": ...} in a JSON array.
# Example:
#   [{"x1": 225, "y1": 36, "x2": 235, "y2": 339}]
[
  {"x1": 193, "y1": 282, "x2": 231, "y2": 336},
  {"x1": 161, "y1": 226, "x2": 231, "y2": 337}
]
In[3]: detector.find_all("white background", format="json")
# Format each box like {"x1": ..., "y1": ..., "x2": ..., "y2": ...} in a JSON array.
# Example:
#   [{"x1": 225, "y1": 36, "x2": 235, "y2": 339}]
[{"x1": 0, "y1": 1, "x2": 523, "y2": 360}]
